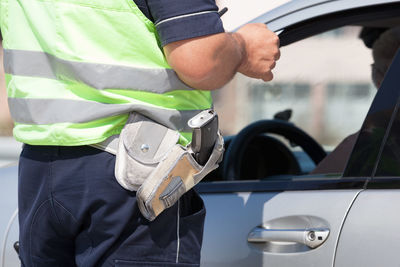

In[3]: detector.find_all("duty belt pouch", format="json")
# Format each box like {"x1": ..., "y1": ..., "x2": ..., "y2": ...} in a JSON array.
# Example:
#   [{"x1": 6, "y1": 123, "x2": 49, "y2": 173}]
[
  {"x1": 114, "y1": 113, "x2": 180, "y2": 191},
  {"x1": 114, "y1": 112, "x2": 224, "y2": 221},
  {"x1": 137, "y1": 133, "x2": 224, "y2": 221}
]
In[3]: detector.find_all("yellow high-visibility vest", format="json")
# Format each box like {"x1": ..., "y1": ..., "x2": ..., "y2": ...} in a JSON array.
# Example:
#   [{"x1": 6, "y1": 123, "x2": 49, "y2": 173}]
[{"x1": 0, "y1": 0, "x2": 212, "y2": 146}]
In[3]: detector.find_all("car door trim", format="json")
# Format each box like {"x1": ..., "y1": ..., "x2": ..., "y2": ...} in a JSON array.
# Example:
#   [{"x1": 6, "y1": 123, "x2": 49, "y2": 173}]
[{"x1": 196, "y1": 177, "x2": 367, "y2": 193}]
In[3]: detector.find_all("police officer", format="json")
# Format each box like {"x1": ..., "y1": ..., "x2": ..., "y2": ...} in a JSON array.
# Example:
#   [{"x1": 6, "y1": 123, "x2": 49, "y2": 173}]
[{"x1": 0, "y1": 0, "x2": 279, "y2": 266}]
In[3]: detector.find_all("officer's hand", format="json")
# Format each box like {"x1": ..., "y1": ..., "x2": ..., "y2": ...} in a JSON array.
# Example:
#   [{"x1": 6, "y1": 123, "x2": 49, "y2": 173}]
[{"x1": 234, "y1": 23, "x2": 280, "y2": 81}]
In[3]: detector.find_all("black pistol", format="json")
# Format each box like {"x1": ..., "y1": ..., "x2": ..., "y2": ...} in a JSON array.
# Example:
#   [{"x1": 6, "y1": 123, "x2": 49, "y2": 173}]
[{"x1": 188, "y1": 109, "x2": 219, "y2": 165}]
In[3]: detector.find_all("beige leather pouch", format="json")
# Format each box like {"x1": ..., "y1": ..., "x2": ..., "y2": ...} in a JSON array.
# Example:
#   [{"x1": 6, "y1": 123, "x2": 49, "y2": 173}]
[{"x1": 114, "y1": 113, "x2": 180, "y2": 191}]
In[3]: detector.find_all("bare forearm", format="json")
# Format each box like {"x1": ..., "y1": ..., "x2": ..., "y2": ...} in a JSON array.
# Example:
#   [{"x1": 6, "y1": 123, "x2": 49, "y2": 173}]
[
  {"x1": 164, "y1": 23, "x2": 280, "y2": 91},
  {"x1": 164, "y1": 33, "x2": 245, "y2": 90}
]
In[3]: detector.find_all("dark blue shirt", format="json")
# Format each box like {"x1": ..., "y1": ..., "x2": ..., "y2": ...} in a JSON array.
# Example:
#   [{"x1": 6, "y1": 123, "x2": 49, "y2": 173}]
[{"x1": 133, "y1": 0, "x2": 225, "y2": 46}]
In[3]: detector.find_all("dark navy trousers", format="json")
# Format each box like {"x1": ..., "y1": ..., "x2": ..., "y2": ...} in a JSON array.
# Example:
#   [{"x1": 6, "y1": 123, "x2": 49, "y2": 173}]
[{"x1": 18, "y1": 145, "x2": 205, "y2": 267}]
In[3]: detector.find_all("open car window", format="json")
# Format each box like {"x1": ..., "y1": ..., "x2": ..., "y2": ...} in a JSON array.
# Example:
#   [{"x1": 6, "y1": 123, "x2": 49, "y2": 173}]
[
  {"x1": 202, "y1": 4, "x2": 400, "y2": 192},
  {"x1": 211, "y1": 26, "x2": 377, "y2": 181}
]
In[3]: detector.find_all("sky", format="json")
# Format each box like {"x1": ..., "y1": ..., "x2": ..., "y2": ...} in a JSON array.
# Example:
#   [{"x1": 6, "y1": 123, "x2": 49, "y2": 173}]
[{"x1": 216, "y1": 0, "x2": 291, "y2": 31}]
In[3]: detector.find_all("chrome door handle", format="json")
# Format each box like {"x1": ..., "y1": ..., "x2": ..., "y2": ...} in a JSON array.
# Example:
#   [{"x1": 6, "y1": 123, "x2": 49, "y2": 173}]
[{"x1": 247, "y1": 227, "x2": 330, "y2": 249}]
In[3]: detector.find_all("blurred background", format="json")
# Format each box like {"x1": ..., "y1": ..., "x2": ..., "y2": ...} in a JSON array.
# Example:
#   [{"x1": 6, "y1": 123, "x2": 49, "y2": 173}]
[
  {"x1": 213, "y1": 26, "x2": 374, "y2": 142},
  {"x1": 0, "y1": 0, "x2": 376, "y2": 166},
  {"x1": 0, "y1": 37, "x2": 20, "y2": 167}
]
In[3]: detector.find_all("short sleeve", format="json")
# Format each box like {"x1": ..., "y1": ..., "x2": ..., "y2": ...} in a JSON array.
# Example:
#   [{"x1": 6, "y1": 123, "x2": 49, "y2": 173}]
[{"x1": 146, "y1": 0, "x2": 225, "y2": 46}]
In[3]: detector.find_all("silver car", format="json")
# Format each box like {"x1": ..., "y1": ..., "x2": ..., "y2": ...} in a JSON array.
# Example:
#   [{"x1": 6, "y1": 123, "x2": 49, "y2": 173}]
[
  {"x1": 199, "y1": 1, "x2": 400, "y2": 267},
  {"x1": 1, "y1": 0, "x2": 400, "y2": 266}
]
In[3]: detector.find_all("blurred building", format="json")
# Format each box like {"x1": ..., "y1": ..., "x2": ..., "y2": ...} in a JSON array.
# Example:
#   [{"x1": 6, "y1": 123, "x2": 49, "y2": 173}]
[
  {"x1": 0, "y1": 39, "x2": 21, "y2": 166},
  {"x1": 238, "y1": 27, "x2": 374, "y2": 147},
  {"x1": 0, "y1": 40, "x2": 13, "y2": 136}
]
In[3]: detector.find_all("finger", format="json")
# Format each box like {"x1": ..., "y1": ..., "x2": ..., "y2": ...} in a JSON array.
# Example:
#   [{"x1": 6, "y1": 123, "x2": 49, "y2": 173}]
[
  {"x1": 262, "y1": 71, "x2": 273, "y2": 82},
  {"x1": 261, "y1": 48, "x2": 280, "y2": 61},
  {"x1": 276, "y1": 36, "x2": 280, "y2": 48},
  {"x1": 275, "y1": 49, "x2": 281, "y2": 60},
  {"x1": 260, "y1": 59, "x2": 276, "y2": 70},
  {"x1": 241, "y1": 70, "x2": 263, "y2": 79}
]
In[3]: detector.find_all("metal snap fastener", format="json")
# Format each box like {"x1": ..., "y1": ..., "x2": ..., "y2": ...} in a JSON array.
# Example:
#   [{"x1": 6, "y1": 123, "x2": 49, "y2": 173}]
[{"x1": 141, "y1": 144, "x2": 149, "y2": 153}]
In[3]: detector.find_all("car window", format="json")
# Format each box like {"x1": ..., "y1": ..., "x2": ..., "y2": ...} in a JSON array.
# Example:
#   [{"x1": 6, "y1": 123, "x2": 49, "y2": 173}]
[
  {"x1": 215, "y1": 26, "x2": 375, "y2": 149},
  {"x1": 342, "y1": 48, "x2": 400, "y2": 178},
  {"x1": 367, "y1": 49, "x2": 400, "y2": 177},
  {"x1": 210, "y1": 26, "x2": 377, "y2": 181}
]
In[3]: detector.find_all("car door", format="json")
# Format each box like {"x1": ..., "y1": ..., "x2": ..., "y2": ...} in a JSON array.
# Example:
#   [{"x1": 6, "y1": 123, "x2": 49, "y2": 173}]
[
  {"x1": 334, "y1": 49, "x2": 400, "y2": 267},
  {"x1": 199, "y1": 2, "x2": 400, "y2": 267},
  {"x1": 199, "y1": 182, "x2": 364, "y2": 267},
  {"x1": 199, "y1": 43, "x2": 400, "y2": 267},
  {"x1": 198, "y1": 57, "x2": 400, "y2": 267}
]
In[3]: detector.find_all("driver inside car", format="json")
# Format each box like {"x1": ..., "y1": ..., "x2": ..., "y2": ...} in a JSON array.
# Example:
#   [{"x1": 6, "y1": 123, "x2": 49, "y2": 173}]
[{"x1": 312, "y1": 26, "x2": 400, "y2": 174}]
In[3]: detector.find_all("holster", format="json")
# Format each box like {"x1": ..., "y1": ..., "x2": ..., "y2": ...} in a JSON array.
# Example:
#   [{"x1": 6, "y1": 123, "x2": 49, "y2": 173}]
[
  {"x1": 108, "y1": 112, "x2": 224, "y2": 221},
  {"x1": 137, "y1": 132, "x2": 223, "y2": 221}
]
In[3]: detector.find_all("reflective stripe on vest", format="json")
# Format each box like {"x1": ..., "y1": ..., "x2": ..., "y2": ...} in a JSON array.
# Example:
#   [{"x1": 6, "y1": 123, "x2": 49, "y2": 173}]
[
  {"x1": 8, "y1": 97, "x2": 199, "y2": 132},
  {"x1": 4, "y1": 49, "x2": 192, "y2": 93}
]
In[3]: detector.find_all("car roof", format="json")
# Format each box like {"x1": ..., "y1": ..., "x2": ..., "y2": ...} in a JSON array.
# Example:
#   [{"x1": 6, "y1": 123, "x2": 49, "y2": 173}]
[{"x1": 243, "y1": 0, "x2": 400, "y2": 32}]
